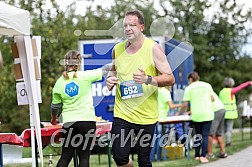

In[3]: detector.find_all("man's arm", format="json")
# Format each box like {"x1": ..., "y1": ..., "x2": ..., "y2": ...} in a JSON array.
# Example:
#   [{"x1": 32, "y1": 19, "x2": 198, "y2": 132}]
[
  {"x1": 152, "y1": 44, "x2": 175, "y2": 87},
  {"x1": 106, "y1": 49, "x2": 118, "y2": 91}
]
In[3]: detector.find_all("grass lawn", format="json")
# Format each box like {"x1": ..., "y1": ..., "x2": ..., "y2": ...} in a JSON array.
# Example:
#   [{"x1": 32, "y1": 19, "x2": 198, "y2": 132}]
[{"x1": 4, "y1": 131, "x2": 252, "y2": 167}]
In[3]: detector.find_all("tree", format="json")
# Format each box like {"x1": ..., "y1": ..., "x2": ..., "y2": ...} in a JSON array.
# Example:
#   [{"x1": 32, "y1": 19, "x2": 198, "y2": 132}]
[
  {"x1": 0, "y1": 0, "x2": 79, "y2": 133},
  {"x1": 0, "y1": 0, "x2": 252, "y2": 133},
  {"x1": 159, "y1": 0, "x2": 252, "y2": 94}
]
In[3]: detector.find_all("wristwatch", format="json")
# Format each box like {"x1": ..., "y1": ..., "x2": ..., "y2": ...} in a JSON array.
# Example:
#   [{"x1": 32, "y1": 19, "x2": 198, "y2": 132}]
[{"x1": 145, "y1": 75, "x2": 152, "y2": 85}]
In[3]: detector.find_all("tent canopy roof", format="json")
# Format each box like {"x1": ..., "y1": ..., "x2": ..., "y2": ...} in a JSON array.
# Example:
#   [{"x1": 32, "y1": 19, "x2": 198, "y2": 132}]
[{"x1": 0, "y1": 2, "x2": 30, "y2": 36}]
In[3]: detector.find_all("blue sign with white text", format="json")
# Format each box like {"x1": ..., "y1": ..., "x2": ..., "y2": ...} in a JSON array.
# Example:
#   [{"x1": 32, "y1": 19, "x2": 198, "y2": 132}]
[{"x1": 79, "y1": 38, "x2": 194, "y2": 121}]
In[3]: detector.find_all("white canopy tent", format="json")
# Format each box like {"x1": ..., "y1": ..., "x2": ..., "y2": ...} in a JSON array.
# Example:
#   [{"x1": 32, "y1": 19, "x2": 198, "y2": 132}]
[
  {"x1": 0, "y1": 2, "x2": 30, "y2": 35},
  {"x1": 0, "y1": 2, "x2": 43, "y2": 167}
]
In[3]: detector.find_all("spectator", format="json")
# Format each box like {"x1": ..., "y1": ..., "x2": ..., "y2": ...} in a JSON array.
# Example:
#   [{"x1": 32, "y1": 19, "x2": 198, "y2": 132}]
[
  {"x1": 207, "y1": 92, "x2": 227, "y2": 158},
  {"x1": 50, "y1": 50, "x2": 110, "y2": 167},
  {"x1": 177, "y1": 71, "x2": 214, "y2": 163},
  {"x1": 219, "y1": 77, "x2": 252, "y2": 147},
  {"x1": 150, "y1": 86, "x2": 181, "y2": 161}
]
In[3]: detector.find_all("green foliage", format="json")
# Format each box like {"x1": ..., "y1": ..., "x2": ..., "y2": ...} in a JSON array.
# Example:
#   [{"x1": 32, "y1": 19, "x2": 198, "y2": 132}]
[
  {"x1": 159, "y1": 0, "x2": 252, "y2": 95},
  {"x1": 0, "y1": 0, "x2": 252, "y2": 132},
  {"x1": 0, "y1": 36, "x2": 30, "y2": 133}
]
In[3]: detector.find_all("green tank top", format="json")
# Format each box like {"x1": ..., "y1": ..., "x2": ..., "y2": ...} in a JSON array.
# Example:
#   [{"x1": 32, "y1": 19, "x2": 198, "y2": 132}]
[
  {"x1": 219, "y1": 88, "x2": 238, "y2": 119},
  {"x1": 114, "y1": 37, "x2": 158, "y2": 124}
]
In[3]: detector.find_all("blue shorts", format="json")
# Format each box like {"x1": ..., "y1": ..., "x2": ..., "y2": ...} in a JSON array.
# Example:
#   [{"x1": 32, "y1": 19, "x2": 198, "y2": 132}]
[{"x1": 111, "y1": 117, "x2": 156, "y2": 167}]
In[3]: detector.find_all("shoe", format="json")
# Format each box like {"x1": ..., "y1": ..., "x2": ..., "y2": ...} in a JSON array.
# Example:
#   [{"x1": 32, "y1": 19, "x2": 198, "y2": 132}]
[
  {"x1": 226, "y1": 143, "x2": 231, "y2": 147},
  {"x1": 195, "y1": 157, "x2": 200, "y2": 161},
  {"x1": 200, "y1": 157, "x2": 209, "y2": 163},
  {"x1": 207, "y1": 154, "x2": 215, "y2": 158},
  {"x1": 218, "y1": 152, "x2": 228, "y2": 158}
]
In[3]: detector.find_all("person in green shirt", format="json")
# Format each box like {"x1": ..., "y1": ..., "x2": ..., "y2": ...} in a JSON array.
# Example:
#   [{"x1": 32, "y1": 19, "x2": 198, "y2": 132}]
[
  {"x1": 177, "y1": 71, "x2": 214, "y2": 163},
  {"x1": 207, "y1": 92, "x2": 227, "y2": 159},
  {"x1": 150, "y1": 86, "x2": 182, "y2": 161},
  {"x1": 50, "y1": 50, "x2": 110, "y2": 167}
]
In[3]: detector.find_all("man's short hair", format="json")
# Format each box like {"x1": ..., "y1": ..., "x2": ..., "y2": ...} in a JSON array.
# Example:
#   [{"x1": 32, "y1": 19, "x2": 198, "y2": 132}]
[{"x1": 125, "y1": 10, "x2": 145, "y2": 25}]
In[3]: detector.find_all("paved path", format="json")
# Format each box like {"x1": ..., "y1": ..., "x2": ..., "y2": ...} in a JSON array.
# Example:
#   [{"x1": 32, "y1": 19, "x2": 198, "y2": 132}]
[
  {"x1": 196, "y1": 128, "x2": 252, "y2": 167},
  {"x1": 196, "y1": 145, "x2": 252, "y2": 167}
]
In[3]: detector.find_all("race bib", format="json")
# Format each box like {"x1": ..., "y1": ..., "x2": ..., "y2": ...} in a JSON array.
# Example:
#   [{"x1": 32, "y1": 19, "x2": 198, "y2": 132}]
[{"x1": 120, "y1": 80, "x2": 143, "y2": 100}]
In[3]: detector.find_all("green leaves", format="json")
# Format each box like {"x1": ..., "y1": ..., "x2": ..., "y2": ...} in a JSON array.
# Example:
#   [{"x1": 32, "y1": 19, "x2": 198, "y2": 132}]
[{"x1": 0, "y1": 0, "x2": 251, "y2": 133}]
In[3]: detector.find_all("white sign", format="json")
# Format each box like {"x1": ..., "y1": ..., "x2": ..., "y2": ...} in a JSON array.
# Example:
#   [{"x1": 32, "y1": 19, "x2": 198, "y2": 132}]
[
  {"x1": 92, "y1": 83, "x2": 116, "y2": 97},
  {"x1": 16, "y1": 81, "x2": 42, "y2": 105}
]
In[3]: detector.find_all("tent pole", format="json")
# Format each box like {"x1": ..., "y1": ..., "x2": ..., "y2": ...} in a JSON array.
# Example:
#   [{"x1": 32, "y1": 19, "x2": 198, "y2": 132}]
[
  {"x1": 0, "y1": 143, "x2": 3, "y2": 167},
  {"x1": 15, "y1": 36, "x2": 43, "y2": 167},
  {"x1": 30, "y1": 108, "x2": 36, "y2": 167}
]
